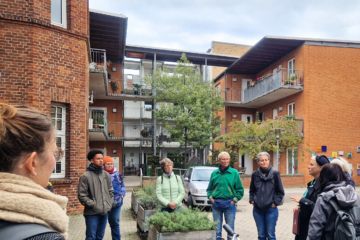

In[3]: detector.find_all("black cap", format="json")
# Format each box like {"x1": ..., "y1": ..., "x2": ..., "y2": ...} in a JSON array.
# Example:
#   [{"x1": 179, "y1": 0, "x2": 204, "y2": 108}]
[{"x1": 316, "y1": 155, "x2": 330, "y2": 166}]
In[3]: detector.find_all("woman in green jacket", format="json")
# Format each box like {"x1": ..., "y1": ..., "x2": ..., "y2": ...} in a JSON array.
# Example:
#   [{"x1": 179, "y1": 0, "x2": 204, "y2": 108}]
[{"x1": 156, "y1": 158, "x2": 185, "y2": 212}]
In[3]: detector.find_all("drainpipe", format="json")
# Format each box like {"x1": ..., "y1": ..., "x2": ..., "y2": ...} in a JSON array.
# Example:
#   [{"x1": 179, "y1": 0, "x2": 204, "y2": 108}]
[{"x1": 152, "y1": 54, "x2": 157, "y2": 155}]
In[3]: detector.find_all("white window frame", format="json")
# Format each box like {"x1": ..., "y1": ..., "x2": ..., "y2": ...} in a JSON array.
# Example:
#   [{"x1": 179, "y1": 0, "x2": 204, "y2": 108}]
[
  {"x1": 51, "y1": 104, "x2": 66, "y2": 178},
  {"x1": 286, "y1": 147, "x2": 298, "y2": 174},
  {"x1": 288, "y1": 102, "x2": 295, "y2": 116},
  {"x1": 51, "y1": 0, "x2": 67, "y2": 28},
  {"x1": 215, "y1": 84, "x2": 221, "y2": 97},
  {"x1": 288, "y1": 58, "x2": 295, "y2": 77}
]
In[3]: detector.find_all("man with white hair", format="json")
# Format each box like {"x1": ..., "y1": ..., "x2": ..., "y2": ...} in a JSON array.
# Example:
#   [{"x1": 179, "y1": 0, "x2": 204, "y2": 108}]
[{"x1": 207, "y1": 151, "x2": 244, "y2": 240}]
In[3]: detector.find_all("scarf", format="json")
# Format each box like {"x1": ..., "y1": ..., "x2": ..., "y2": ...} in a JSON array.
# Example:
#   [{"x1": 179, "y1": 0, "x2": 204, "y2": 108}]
[
  {"x1": 104, "y1": 166, "x2": 114, "y2": 174},
  {"x1": 87, "y1": 163, "x2": 103, "y2": 174},
  {"x1": 259, "y1": 165, "x2": 272, "y2": 176},
  {"x1": 0, "y1": 172, "x2": 69, "y2": 238},
  {"x1": 219, "y1": 165, "x2": 230, "y2": 174}
]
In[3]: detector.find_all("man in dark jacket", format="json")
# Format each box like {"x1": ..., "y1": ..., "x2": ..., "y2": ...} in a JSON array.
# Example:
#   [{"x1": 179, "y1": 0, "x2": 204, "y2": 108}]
[
  {"x1": 78, "y1": 150, "x2": 114, "y2": 240},
  {"x1": 207, "y1": 151, "x2": 244, "y2": 240},
  {"x1": 290, "y1": 155, "x2": 329, "y2": 240}
]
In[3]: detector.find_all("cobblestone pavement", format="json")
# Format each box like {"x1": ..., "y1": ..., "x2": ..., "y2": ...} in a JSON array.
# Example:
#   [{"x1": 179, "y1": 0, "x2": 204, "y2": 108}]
[{"x1": 70, "y1": 176, "x2": 359, "y2": 240}]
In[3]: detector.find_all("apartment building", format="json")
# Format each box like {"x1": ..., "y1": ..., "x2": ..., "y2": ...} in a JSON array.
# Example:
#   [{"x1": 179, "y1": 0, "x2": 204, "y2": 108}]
[
  {"x1": 213, "y1": 36, "x2": 360, "y2": 186},
  {"x1": 89, "y1": 28, "x2": 239, "y2": 175},
  {"x1": 0, "y1": 0, "x2": 90, "y2": 213}
]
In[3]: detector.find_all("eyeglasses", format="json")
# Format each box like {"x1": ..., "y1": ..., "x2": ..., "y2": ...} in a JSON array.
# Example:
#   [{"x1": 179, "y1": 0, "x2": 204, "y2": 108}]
[{"x1": 54, "y1": 147, "x2": 65, "y2": 162}]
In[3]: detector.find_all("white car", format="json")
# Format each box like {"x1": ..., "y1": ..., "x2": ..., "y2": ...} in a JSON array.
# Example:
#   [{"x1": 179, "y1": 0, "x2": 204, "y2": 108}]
[{"x1": 182, "y1": 166, "x2": 218, "y2": 208}]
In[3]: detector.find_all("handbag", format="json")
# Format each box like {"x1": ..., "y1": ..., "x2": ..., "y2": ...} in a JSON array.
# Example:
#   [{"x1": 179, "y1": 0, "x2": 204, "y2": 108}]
[{"x1": 292, "y1": 207, "x2": 300, "y2": 235}]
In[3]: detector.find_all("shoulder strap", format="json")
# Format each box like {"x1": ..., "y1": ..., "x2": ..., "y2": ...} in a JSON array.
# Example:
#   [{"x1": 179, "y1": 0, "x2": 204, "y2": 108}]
[
  {"x1": 328, "y1": 197, "x2": 341, "y2": 212},
  {"x1": 0, "y1": 222, "x2": 55, "y2": 240},
  {"x1": 161, "y1": 175, "x2": 163, "y2": 184}
]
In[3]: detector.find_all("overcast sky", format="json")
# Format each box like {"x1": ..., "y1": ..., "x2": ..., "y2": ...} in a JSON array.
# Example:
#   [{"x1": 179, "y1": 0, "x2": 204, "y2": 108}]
[{"x1": 89, "y1": 0, "x2": 360, "y2": 53}]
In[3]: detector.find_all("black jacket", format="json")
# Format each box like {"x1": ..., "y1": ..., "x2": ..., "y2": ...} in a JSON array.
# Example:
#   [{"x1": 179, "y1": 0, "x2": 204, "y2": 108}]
[
  {"x1": 295, "y1": 179, "x2": 320, "y2": 240},
  {"x1": 249, "y1": 167, "x2": 284, "y2": 209}
]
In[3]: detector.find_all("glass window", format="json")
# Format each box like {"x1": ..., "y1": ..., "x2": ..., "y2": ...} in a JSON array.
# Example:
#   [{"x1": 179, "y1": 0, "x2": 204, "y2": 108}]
[
  {"x1": 51, "y1": 0, "x2": 66, "y2": 28},
  {"x1": 51, "y1": 104, "x2": 66, "y2": 178},
  {"x1": 288, "y1": 102, "x2": 295, "y2": 116},
  {"x1": 192, "y1": 169, "x2": 215, "y2": 181}
]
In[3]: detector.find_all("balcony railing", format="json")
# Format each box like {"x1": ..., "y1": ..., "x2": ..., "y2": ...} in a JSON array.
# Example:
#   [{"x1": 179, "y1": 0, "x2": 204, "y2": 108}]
[
  {"x1": 217, "y1": 88, "x2": 242, "y2": 102},
  {"x1": 89, "y1": 48, "x2": 107, "y2": 74},
  {"x1": 244, "y1": 69, "x2": 303, "y2": 103},
  {"x1": 123, "y1": 107, "x2": 153, "y2": 119},
  {"x1": 107, "y1": 76, "x2": 152, "y2": 96}
]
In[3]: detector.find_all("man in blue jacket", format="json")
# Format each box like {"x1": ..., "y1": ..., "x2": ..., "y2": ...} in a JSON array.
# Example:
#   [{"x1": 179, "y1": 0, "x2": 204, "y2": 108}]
[{"x1": 207, "y1": 151, "x2": 244, "y2": 240}]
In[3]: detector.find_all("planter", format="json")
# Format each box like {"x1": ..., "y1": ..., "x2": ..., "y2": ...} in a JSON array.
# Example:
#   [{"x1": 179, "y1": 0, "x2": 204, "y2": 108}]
[
  {"x1": 137, "y1": 205, "x2": 157, "y2": 232},
  {"x1": 147, "y1": 227, "x2": 216, "y2": 240},
  {"x1": 97, "y1": 65, "x2": 104, "y2": 70},
  {"x1": 93, "y1": 124, "x2": 99, "y2": 129},
  {"x1": 134, "y1": 91, "x2": 139, "y2": 95},
  {"x1": 131, "y1": 189, "x2": 140, "y2": 214}
]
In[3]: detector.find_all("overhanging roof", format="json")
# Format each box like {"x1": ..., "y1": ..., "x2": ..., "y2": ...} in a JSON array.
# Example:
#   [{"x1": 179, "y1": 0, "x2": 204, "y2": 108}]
[
  {"x1": 214, "y1": 36, "x2": 360, "y2": 82},
  {"x1": 125, "y1": 44, "x2": 239, "y2": 67},
  {"x1": 89, "y1": 9, "x2": 128, "y2": 62}
]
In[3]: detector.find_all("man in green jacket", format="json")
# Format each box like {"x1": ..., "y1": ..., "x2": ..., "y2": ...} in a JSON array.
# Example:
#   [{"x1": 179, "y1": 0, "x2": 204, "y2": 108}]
[
  {"x1": 78, "y1": 150, "x2": 114, "y2": 240},
  {"x1": 207, "y1": 151, "x2": 244, "y2": 240},
  {"x1": 156, "y1": 158, "x2": 185, "y2": 212}
]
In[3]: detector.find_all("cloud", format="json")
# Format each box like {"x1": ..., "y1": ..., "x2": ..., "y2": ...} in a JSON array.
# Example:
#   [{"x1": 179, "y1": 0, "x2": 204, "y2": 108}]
[{"x1": 89, "y1": 0, "x2": 360, "y2": 52}]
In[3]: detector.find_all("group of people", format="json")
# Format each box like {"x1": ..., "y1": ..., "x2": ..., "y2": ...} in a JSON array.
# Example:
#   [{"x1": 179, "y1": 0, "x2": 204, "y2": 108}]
[
  {"x1": 0, "y1": 103, "x2": 358, "y2": 240},
  {"x1": 78, "y1": 150, "x2": 126, "y2": 240}
]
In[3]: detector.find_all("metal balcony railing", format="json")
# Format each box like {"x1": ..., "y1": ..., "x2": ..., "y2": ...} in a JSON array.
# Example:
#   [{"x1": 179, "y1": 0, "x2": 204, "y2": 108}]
[
  {"x1": 217, "y1": 88, "x2": 242, "y2": 102},
  {"x1": 107, "y1": 76, "x2": 152, "y2": 96},
  {"x1": 90, "y1": 48, "x2": 107, "y2": 74},
  {"x1": 244, "y1": 69, "x2": 303, "y2": 103},
  {"x1": 123, "y1": 107, "x2": 153, "y2": 119}
]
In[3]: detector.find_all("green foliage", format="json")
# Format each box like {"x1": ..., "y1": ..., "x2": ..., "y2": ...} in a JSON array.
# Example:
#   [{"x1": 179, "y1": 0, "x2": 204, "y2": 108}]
[
  {"x1": 210, "y1": 149, "x2": 237, "y2": 167},
  {"x1": 133, "y1": 83, "x2": 142, "y2": 92},
  {"x1": 138, "y1": 195, "x2": 160, "y2": 210},
  {"x1": 148, "y1": 208, "x2": 217, "y2": 233},
  {"x1": 283, "y1": 114, "x2": 295, "y2": 120},
  {"x1": 110, "y1": 81, "x2": 118, "y2": 93},
  {"x1": 215, "y1": 118, "x2": 310, "y2": 161},
  {"x1": 134, "y1": 182, "x2": 157, "y2": 198},
  {"x1": 145, "y1": 54, "x2": 224, "y2": 167},
  {"x1": 147, "y1": 155, "x2": 161, "y2": 176}
]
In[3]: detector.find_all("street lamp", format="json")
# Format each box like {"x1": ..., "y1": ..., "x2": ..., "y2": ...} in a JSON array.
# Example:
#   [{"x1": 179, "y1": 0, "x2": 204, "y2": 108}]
[{"x1": 274, "y1": 128, "x2": 282, "y2": 170}]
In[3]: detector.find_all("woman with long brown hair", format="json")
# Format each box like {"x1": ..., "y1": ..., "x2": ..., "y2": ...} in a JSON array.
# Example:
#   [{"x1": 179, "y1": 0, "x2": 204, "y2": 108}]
[{"x1": 0, "y1": 104, "x2": 68, "y2": 240}]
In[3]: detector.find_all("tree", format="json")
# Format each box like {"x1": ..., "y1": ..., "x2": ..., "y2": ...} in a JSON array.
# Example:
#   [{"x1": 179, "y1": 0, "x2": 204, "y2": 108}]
[
  {"x1": 215, "y1": 116, "x2": 309, "y2": 161},
  {"x1": 145, "y1": 54, "x2": 224, "y2": 168}
]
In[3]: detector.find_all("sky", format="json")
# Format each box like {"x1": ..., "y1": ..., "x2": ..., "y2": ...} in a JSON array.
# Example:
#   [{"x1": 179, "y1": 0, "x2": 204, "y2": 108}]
[{"x1": 89, "y1": 0, "x2": 360, "y2": 53}]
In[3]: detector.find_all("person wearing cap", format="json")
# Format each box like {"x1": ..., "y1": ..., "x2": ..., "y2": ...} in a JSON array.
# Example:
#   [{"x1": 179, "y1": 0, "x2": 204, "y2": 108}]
[
  {"x1": 103, "y1": 156, "x2": 126, "y2": 240},
  {"x1": 78, "y1": 150, "x2": 114, "y2": 240},
  {"x1": 290, "y1": 155, "x2": 330, "y2": 240}
]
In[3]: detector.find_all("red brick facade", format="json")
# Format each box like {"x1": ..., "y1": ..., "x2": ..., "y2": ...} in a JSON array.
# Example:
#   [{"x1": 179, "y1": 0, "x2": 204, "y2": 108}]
[
  {"x1": 214, "y1": 43, "x2": 360, "y2": 186},
  {"x1": 0, "y1": 0, "x2": 89, "y2": 213}
]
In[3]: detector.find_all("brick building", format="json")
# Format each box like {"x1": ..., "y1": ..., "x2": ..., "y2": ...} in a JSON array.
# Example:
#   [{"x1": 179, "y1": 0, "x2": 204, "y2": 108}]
[
  {"x1": 213, "y1": 36, "x2": 360, "y2": 186},
  {"x1": 0, "y1": 0, "x2": 90, "y2": 213}
]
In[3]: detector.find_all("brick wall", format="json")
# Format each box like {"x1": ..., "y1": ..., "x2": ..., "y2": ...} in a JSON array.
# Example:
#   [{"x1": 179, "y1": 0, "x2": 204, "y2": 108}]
[
  {"x1": 0, "y1": 1, "x2": 89, "y2": 213},
  {"x1": 211, "y1": 42, "x2": 251, "y2": 79}
]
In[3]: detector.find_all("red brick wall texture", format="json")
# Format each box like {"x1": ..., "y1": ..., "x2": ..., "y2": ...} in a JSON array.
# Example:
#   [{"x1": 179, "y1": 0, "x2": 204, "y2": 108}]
[{"x1": 0, "y1": 0, "x2": 89, "y2": 213}]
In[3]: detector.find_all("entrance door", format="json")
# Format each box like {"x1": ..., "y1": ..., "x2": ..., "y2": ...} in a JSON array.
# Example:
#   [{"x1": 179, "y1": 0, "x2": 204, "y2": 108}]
[
  {"x1": 241, "y1": 114, "x2": 253, "y2": 123},
  {"x1": 287, "y1": 148, "x2": 298, "y2": 174},
  {"x1": 241, "y1": 79, "x2": 252, "y2": 102},
  {"x1": 273, "y1": 108, "x2": 278, "y2": 119}
]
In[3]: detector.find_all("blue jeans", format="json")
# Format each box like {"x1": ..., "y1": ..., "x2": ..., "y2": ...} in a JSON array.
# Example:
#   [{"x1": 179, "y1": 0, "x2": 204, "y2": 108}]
[
  {"x1": 108, "y1": 203, "x2": 123, "y2": 240},
  {"x1": 212, "y1": 202, "x2": 236, "y2": 240},
  {"x1": 84, "y1": 215, "x2": 108, "y2": 240},
  {"x1": 253, "y1": 206, "x2": 279, "y2": 240}
]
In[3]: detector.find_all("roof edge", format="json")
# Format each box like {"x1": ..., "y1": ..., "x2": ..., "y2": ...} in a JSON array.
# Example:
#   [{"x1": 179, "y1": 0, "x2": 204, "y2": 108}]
[{"x1": 89, "y1": 8, "x2": 127, "y2": 19}]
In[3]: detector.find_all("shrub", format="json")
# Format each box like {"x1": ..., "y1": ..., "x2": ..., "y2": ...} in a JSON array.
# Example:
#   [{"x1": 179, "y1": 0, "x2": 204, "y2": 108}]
[
  {"x1": 134, "y1": 182, "x2": 156, "y2": 198},
  {"x1": 148, "y1": 208, "x2": 217, "y2": 233},
  {"x1": 138, "y1": 195, "x2": 160, "y2": 210}
]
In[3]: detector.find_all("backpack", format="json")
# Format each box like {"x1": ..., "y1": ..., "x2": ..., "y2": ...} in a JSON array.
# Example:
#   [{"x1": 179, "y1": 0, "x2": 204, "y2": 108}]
[
  {"x1": 0, "y1": 221, "x2": 56, "y2": 240},
  {"x1": 320, "y1": 193, "x2": 360, "y2": 240}
]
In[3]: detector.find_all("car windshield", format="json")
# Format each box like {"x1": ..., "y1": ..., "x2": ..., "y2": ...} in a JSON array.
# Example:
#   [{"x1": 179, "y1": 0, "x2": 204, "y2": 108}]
[{"x1": 192, "y1": 169, "x2": 215, "y2": 181}]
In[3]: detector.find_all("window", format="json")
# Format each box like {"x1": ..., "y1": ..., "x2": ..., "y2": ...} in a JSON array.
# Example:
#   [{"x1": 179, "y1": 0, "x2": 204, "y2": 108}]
[
  {"x1": 215, "y1": 84, "x2": 221, "y2": 97},
  {"x1": 288, "y1": 58, "x2": 295, "y2": 77},
  {"x1": 144, "y1": 102, "x2": 152, "y2": 111},
  {"x1": 287, "y1": 148, "x2": 298, "y2": 174},
  {"x1": 288, "y1": 102, "x2": 295, "y2": 116},
  {"x1": 51, "y1": 104, "x2": 66, "y2": 178},
  {"x1": 51, "y1": 0, "x2": 67, "y2": 28},
  {"x1": 259, "y1": 112, "x2": 265, "y2": 121}
]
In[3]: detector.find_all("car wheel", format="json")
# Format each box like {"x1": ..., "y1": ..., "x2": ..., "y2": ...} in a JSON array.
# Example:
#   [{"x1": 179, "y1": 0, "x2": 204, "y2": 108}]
[{"x1": 187, "y1": 194, "x2": 195, "y2": 208}]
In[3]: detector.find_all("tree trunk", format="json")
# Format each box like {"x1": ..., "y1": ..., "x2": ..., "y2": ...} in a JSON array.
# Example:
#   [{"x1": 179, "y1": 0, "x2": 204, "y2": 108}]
[{"x1": 184, "y1": 128, "x2": 188, "y2": 169}]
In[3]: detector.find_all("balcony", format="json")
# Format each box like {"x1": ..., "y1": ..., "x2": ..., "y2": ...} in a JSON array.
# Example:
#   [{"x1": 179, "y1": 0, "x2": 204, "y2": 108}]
[
  {"x1": 89, "y1": 109, "x2": 108, "y2": 141},
  {"x1": 106, "y1": 75, "x2": 152, "y2": 101},
  {"x1": 123, "y1": 107, "x2": 153, "y2": 120},
  {"x1": 89, "y1": 48, "x2": 108, "y2": 99},
  {"x1": 243, "y1": 69, "x2": 303, "y2": 108}
]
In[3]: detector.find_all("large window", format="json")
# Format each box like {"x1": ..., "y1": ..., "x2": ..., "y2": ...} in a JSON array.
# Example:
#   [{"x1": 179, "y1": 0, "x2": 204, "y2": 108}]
[
  {"x1": 288, "y1": 102, "x2": 295, "y2": 116},
  {"x1": 51, "y1": 104, "x2": 66, "y2": 178},
  {"x1": 287, "y1": 147, "x2": 298, "y2": 174},
  {"x1": 51, "y1": 0, "x2": 67, "y2": 28}
]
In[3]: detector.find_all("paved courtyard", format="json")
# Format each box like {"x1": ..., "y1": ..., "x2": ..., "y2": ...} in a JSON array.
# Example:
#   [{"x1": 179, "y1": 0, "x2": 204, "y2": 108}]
[{"x1": 68, "y1": 176, "x2": 355, "y2": 239}]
